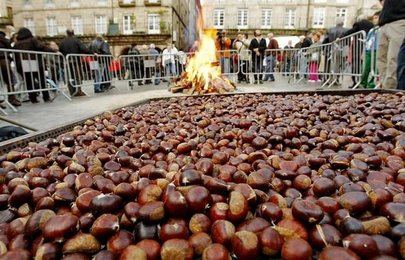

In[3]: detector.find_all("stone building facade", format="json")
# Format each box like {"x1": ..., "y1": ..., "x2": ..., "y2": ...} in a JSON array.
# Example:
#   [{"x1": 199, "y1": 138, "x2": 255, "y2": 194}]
[
  {"x1": 0, "y1": 0, "x2": 13, "y2": 30},
  {"x1": 201, "y1": 0, "x2": 377, "y2": 37},
  {"x1": 12, "y1": 0, "x2": 198, "y2": 53}
]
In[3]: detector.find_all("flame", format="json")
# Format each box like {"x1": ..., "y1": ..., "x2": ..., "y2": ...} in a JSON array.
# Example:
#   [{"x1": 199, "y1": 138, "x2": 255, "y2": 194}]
[
  {"x1": 171, "y1": 6, "x2": 235, "y2": 94},
  {"x1": 185, "y1": 30, "x2": 222, "y2": 91}
]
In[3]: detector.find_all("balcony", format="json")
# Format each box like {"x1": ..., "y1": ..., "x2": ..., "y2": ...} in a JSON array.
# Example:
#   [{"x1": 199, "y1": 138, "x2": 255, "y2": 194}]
[
  {"x1": 0, "y1": 17, "x2": 13, "y2": 26},
  {"x1": 144, "y1": 0, "x2": 161, "y2": 6},
  {"x1": 119, "y1": 0, "x2": 135, "y2": 7}
]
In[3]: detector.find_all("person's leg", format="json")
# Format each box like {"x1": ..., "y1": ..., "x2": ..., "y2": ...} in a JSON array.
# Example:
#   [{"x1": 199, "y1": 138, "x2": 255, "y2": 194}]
[
  {"x1": 263, "y1": 56, "x2": 270, "y2": 81},
  {"x1": 384, "y1": 20, "x2": 405, "y2": 89},
  {"x1": 360, "y1": 52, "x2": 371, "y2": 88},
  {"x1": 225, "y1": 58, "x2": 231, "y2": 74},
  {"x1": 269, "y1": 55, "x2": 275, "y2": 81},
  {"x1": 377, "y1": 26, "x2": 389, "y2": 88},
  {"x1": 397, "y1": 42, "x2": 405, "y2": 90}
]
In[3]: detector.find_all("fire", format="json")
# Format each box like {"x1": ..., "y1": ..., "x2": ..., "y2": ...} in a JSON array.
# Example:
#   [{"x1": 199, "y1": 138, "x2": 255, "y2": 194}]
[{"x1": 170, "y1": 8, "x2": 235, "y2": 95}]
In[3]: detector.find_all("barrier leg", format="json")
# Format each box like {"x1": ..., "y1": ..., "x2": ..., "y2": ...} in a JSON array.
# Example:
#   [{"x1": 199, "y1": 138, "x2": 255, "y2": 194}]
[{"x1": 4, "y1": 100, "x2": 18, "y2": 113}]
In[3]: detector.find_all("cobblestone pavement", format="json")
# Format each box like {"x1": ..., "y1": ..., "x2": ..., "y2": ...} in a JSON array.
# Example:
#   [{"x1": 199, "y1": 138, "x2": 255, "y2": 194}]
[{"x1": 0, "y1": 78, "x2": 331, "y2": 135}]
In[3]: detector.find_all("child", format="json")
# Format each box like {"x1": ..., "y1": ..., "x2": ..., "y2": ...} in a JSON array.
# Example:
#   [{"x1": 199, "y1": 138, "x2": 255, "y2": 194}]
[
  {"x1": 360, "y1": 11, "x2": 380, "y2": 88},
  {"x1": 308, "y1": 32, "x2": 322, "y2": 82}
]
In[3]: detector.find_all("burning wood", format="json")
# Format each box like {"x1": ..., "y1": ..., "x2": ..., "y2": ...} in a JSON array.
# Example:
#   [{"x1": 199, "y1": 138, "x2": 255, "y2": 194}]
[{"x1": 169, "y1": 27, "x2": 236, "y2": 95}]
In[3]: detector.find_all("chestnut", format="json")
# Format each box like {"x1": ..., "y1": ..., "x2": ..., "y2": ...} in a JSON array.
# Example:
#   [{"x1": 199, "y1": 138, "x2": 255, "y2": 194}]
[
  {"x1": 160, "y1": 219, "x2": 189, "y2": 241},
  {"x1": 139, "y1": 201, "x2": 165, "y2": 223},
  {"x1": 62, "y1": 233, "x2": 101, "y2": 254},
  {"x1": 313, "y1": 177, "x2": 336, "y2": 197},
  {"x1": 136, "y1": 239, "x2": 161, "y2": 260},
  {"x1": 120, "y1": 246, "x2": 147, "y2": 260},
  {"x1": 372, "y1": 235, "x2": 396, "y2": 256},
  {"x1": 160, "y1": 239, "x2": 193, "y2": 260},
  {"x1": 164, "y1": 191, "x2": 188, "y2": 218},
  {"x1": 211, "y1": 220, "x2": 235, "y2": 246},
  {"x1": 189, "y1": 214, "x2": 211, "y2": 234},
  {"x1": 309, "y1": 224, "x2": 342, "y2": 248},
  {"x1": 230, "y1": 231, "x2": 259, "y2": 260},
  {"x1": 380, "y1": 202, "x2": 405, "y2": 223},
  {"x1": 319, "y1": 246, "x2": 360, "y2": 260},
  {"x1": 189, "y1": 232, "x2": 212, "y2": 255},
  {"x1": 106, "y1": 230, "x2": 133, "y2": 255},
  {"x1": 42, "y1": 213, "x2": 78, "y2": 240},
  {"x1": 185, "y1": 186, "x2": 211, "y2": 213},
  {"x1": 343, "y1": 234, "x2": 379, "y2": 258},
  {"x1": 339, "y1": 191, "x2": 371, "y2": 215},
  {"x1": 236, "y1": 217, "x2": 270, "y2": 234},
  {"x1": 292, "y1": 199, "x2": 324, "y2": 224},
  {"x1": 202, "y1": 243, "x2": 230, "y2": 260},
  {"x1": 227, "y1": 191, "x2": 248, "y2": 223},
  {"x1": 281, "y1": 237, "x2": 312, "y2": 260},
  {"x1": 90, "y1": 214, "x2": 119, "y2": 239},
  {"x1": 259, "y1": 227, "x2": 284, "y2": 256},
  {"x1": 34, "y1": 242, "x2": 59, "y2": 260},
  {"x1": 90, "y1": 194, "x2": 122, "y2": 215}
]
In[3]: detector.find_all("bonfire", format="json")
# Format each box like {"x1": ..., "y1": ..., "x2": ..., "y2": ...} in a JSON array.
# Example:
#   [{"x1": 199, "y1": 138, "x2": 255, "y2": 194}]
[{"x1": 170, "y1": 15, "x2": 236, "y2": 95}]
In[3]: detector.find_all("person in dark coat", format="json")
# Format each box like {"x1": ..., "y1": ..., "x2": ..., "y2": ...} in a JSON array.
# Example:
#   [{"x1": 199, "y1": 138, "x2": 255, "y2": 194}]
[
  {"x1": 249, "y1": 30, "x2": 267, "y2": 84},
  {"x1": 59, "y1": 29, "x2": 90, "y2": 96},
  {"x1": 13, "y1": 27, "x2": 54, "y2": 103},
  {"x1": 0, "y1": 31, "x2": 21, "y2": 107},
  {"x1": 89, "y1": 35, "x2": 114, "y2": 93},
  {"x1": 344, "y1": 15, "x2": 375, "y2": 88}
]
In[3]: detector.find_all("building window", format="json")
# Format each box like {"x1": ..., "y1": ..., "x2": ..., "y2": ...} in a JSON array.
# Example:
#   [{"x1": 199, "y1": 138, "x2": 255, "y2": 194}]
[
  {"x1": 95, "y1": 15, "x2": 107, "y2": 35},
  {"x1": 313, "y1": 7, "x2": 326, "y2": 28},
  {"x1": 97, "y1": 0, "x2": 108, "y2": 6},
  {"x1": 123, "y1": 15, "x2": 132, "y2": 35},
  {"x1": 261, "y1": 9, "x2": 272, "y2": 28},
  {"x1": 336, "y1": 0, "x2": 349, "y2": 3},
  {"x1": 336, "y1": 8, "x2": 347, "y2": 27},
  {"x1": 71, "y1": 16, "x2": 83, "y2": 35},
  {"x1": 237, "y1": 9, "x2": 248, "y2": 29},
  {"x1": 148, "y1": 14, "x2": 160, "y2": 34},
  {"x1": 44, "y1": 0, "x2": 54, "y2": 8},
  {"x1": 213, "y1": 9, "x2": 224, "y2": 29},
  {"x1": 70, "y1": 0, "x2": 79, "y2": 7},
  {"x1": 23, "y1": 0, "x2": 32, "y2": 8},
  {"x1": 46, "y1": 17, "x2": 57, "y2": 36},
  {"x1": 24, "y1": 18, "x2": 35, "y2": 35},
  {"x1": 284, "y1": 8, "x2": 296, "y2": 28}
]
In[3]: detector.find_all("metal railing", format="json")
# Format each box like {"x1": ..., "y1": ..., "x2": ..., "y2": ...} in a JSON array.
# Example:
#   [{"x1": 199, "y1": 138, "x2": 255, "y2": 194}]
[{"x1": 0, "y1": 48, "x2": 71, "y2": 114}]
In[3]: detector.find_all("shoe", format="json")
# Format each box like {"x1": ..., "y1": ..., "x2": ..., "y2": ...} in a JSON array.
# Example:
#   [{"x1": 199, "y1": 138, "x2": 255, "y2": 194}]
[
  {"x1": 31, "y1": 99, "x2": 40, "y2": 104},
  {"x1": 270, "y1": 79, "x2": 275, "y2": 82},
  {"x1": 9, "y1": 98, "x2": 21, "y2": 107},
  {"x1": 138, "y1": 82, "x2": 143, "y2": 86},
  {"x1": 43, "y1": 99, "x2": 52, "y2": 103},
  {"x1": 74, "y1": 91, "x2": 86, "y2": 97},
  {"x1": 0, "y1": 102, "x2": 5, "y2": 109},
  {"x1": 95, "y1": 89, "x2": 104, "y2": 93},
  {"x1": 308, "y1": 80, "x2": 315, "y2": 83},
  {"x1": 259, "y1": 81, "x2": 264, "y2": 84}
]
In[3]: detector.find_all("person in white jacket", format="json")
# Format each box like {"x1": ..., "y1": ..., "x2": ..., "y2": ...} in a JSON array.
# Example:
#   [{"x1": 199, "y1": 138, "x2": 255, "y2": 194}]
[{"x1": 162, "y1": 43, "x2": 178, "y2": 79}]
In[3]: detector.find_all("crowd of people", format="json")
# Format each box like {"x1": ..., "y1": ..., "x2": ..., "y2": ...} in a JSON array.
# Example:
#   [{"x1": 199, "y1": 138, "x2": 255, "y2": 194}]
[{"x1": 0, "y1": 0, "x2": 403, "y2": 109}]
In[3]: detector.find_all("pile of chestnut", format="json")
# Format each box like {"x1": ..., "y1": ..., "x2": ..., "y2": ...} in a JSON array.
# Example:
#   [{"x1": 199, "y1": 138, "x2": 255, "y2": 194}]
[{"x1": 0, "y1": 92, "x2": 404, "y2": 260}]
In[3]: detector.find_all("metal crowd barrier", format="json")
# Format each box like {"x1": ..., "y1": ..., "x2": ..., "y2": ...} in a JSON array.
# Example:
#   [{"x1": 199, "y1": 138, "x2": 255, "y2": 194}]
[
  {"x1": 241, "y1": 31, "x2": 366, "y2": 88},
  {"x1": 65, "y1": 54, "x2": 117, "y2": 96},
  {"x1": 0, "y1": 48, "x2": 70, "y2": 115}
]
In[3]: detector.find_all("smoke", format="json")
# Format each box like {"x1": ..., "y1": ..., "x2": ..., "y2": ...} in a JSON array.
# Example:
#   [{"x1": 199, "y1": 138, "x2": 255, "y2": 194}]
[{"x1": 185, "y1": 0, "x2": 202, "y2": 50}]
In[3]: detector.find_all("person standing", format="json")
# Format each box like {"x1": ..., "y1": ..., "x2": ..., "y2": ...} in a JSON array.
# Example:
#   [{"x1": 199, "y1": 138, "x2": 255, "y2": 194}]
[
  {"x1": 249, "y1": 30, "x2": 267, "y2": 84},
  {"x1": 162, "y1": 43, "x2": 178, "y2": 79},
  {"x1": 323, "y1": 19, "x2": 348, "y2": 84},
  {"x1": 263, "y1": 33, "x2": 279, "y2": 82},
  {"x1": 59, "y1": 29, "x2": 89, "y2": 96},
  {"x1": 360, "y1": 12, "x2": 381, "y2": 89},
  {"x1": 0, "y1": 31, "x2": 21, "y2": 107},
  {"x1": 126, "y1": 44, "x2": 143, "y2": 88},
  {"x1": 14, "y1": 27, "x2": 53, "y2": 103},
  {"x1": 233, "y1": 33, "x2": 250, "y2": 83},
  {"x1": 307, "y1": 32, "x2": 322, "y2": 82},
  {"x1": 149, "y1": 44, "x2": 160, "y2": 85},
  {"x1": 89, "y1": 35, "x2": 113, "y2": 93},
  {"x1": 377, "y1": 0, "x2": 405, "y2": 89},
  {"x1": 215, "y1": 30, "x2": 232, "y2": 75},
  {"x1": 344, "y1": 14, "x2": 375, "y2": 88},
  {"x1": 283, "y1": 40, "x2": 294, "y2": 76}
]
